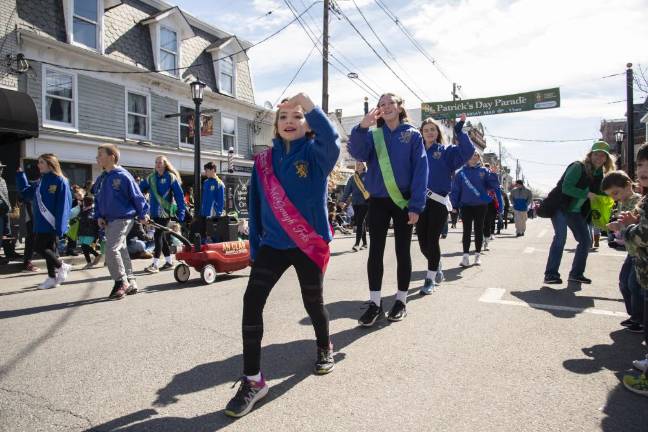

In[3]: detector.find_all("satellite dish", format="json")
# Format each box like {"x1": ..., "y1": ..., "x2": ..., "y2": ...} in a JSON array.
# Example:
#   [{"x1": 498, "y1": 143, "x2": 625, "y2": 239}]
[{"x1": 263, "y1": 101, "x2": 273, "y2": 110}]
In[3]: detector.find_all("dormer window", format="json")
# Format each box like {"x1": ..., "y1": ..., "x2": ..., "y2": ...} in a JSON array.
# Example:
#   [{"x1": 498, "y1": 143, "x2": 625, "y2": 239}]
[
  {"x1": 73, "y1": 0, "x2": 99, "y2": 49},
  {"x1": 141, "y1": 7, "x2": 194, "y2": 78},
  {"x1": 206, "y1": 36, "x2": 248, "y2": 98},
  {"x1": 160, "y1": 27, "x2": 178, "y2": 72},
  {"x1": 220, "y1": 56, "x2": 234, "y2": 95}
]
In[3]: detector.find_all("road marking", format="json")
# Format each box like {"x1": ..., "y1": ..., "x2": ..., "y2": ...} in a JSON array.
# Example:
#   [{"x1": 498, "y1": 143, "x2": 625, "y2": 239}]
[
  {"x1": 537, "y1": 229, "x2": 547, "y2": 238},
  {"x1": 479, "y1": 288, "x2": 627, "y2": 317},
  {"x1": 523, "y1": 246, "x2": 535, "y2": 254},
  {"x1": 525, "y1": 247, "x2": 625, "y2": 259}
]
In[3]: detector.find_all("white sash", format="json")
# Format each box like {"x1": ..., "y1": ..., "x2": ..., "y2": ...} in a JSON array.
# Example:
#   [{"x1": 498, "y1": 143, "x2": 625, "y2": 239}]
[
  {"x1": 426, "y1": 189, "x2": 453, "y2": 212},
  {"x1": 35, "y1": 181, "x2": 56, "y2": 230}
]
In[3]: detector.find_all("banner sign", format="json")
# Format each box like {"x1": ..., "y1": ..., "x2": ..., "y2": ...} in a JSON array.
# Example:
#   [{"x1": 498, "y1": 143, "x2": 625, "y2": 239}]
[{"x1": 421, "y1": 88, "x2": 560, "y2": 119}]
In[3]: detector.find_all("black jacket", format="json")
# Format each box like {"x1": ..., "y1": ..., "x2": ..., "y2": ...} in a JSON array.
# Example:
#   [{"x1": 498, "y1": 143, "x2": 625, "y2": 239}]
[{"x1": 77, "y1": 206, "x2": 99, "y2": 238}]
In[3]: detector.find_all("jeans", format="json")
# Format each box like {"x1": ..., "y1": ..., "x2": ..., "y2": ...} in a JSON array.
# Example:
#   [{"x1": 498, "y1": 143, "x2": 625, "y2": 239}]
[
  {"x1": 544, "y1": 209, "x2": 591, "y2": 279},
  {"x1": 619, "y1": 255, "x2": 645, "y2": 323}
]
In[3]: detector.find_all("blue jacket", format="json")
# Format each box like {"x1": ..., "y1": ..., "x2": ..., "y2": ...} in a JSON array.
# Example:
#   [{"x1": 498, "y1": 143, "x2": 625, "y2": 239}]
[
  {"x1": 248, "y1": 106, "x2": 340, "y2": 260},
  {"x1": 93, "y1": 166, "x2": 149, "y2": 222},
  {"x1": 450, "y1": 165, "x2": 503, "y2": 211},
  {"x1": 140, "y1": 171, "x2": 186, "y2": 221},
  {"x1": 201, "y1": 177, "x2": 225, "y2": 218},
  {"x1": 17, "y1": 172, "x2": 72, "y2": 236},
  {"x1": 426, "y1": 121, "x2": 475, "y2": 195},
  {"x1": 348, "y1": 123, "x2": 428, "y2": 213},
  {"x1": 341, "y1": 172, "x2": 369, "y2": 206}
]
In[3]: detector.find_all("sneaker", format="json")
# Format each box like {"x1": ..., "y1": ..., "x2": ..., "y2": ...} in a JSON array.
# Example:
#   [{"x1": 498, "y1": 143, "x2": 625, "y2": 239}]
[
  {"x1": 568, "y1": 275, "x2": 592, "y2": 284},
  {"x1": 315, "y1": 344, "x2": 335, "y2": 375},
  {"x1": 224, "y1": 375, "x2": 269, "y2": 418},
  {"x1": 483, "y1": 240, "x2": 489, "y2": 251},
  {"x1": 460, "y1": 254, "x2": 470, "y2": 267},
  {"x1": 544, "y1": 276, "x2": 562, "y2": 284},
  {"x1": 489, "y1": 235, "x2": 494, "y2": 241},
  {"x1": 620, "y1": 319, "x2": 635, "y2": 327},
  {"x1": 145, "y1": 264, "x2": 159, "y2": 274},
  {"x1": 92, "y1": 254, "x2": 103, "y2": 266},
  {"x1": 352, "y1": 245, "x2": 360, "y2": 252},
  {"x1": 360, "y1": 244, "x2": 368, "y2": 250},
  {"x1": 358, "y1": 301, "x2": 384, "y2": 327},
  {"x1": 82, "y1": 262, "x2": 93, "y2": 270},
  {"x1": 441, "y1": 234, "x2": 447, "y2": 239},
  {"x1": 22, "y1": 262, "x2": 40, "y2": 272},
  {"x1": 55, "y1": 263, "x2": 72, "y2": 284},
  {"x1": 516, "y1": 233, "x2": 522, "y2": 237},
  {"x1": 633, "y1": 355, "x2": 648, "y2": 373},
  {"x1": 126, "y1": 279, "x2": 138, "y2": 295},
  {"x1": 39, "y1": 277, "x2": 58, "y2": 289},
  {"x1": 420, "y1": 278, "x2": 434, "y2": 295},
  {"x1": 474, "y1": 253, "x2": 481, "y2": 266},
  {"x1": 109, "y1": 280, "x2": 127, "y2": 300},
  {"x1": 623, "y1": 374, "x2": 648, "y2": 397},
  {"x1": 435, "y1": 270, "x2": 445, "y2": 285},
  {"x1": 626, "y1": 323, "x2": 645, "y2": 333},
  {"x1": 387, "y1": 300, "x2": 407, "y2": 322},
  {"x1": 159, "y1": 262, "x2": 174, "y2": 271}
]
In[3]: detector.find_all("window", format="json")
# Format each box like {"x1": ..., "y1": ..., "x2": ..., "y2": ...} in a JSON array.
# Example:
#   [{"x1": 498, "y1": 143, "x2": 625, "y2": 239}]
[
  {"x1": 219, "y1": 56, "x2": 234, "y2": 95},
  {"x1": 180, "y1": 106, "x2": 194, "y2": 146},
  {"x1": 72, "y1": 0, "x2": 99, "y2": 49},
  {"x1": 160, "y1": 27, "x2": 177, "y2": 75},
  {"x1": 222, "y1": 115, "x2": 237, "y2": 154},
  {"x1": 127, "y1": 91, "x2": 148, "y2": 138},
  {"x1": 44, "y1": 67, "x2": 76, "y2": 128}
]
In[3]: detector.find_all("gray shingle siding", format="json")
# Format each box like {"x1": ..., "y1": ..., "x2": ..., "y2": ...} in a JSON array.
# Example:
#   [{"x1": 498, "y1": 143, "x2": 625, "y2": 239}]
[
  {"x1": 236, "y1": 61, "x2": 254, "y2": 104},
  {"x1": 237, "y1": 117, "x2": 251, "y2": 158},
  {"x1": 104, "y1": 0, "x2": 157, "y2": 70},
  {"x1": 78, "y1": 75, "x2": 125, "y2": 137},
  {"x1": 150, "y1": 92, "x2": 178, "y2": 147},
  {"x1": 17, "y1": 0, "x2": 66, "y2": 43},
  {"x1": 181, "y1": 27, "x2": 218, "y2": 90},
  {"x1": 1, "y1": 0, "x2": 19, "y2": 88}
]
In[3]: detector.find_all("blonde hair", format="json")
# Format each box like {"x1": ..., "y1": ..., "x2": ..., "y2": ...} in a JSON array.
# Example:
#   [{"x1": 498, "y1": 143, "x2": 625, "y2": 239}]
[
  {"x1": 38, "y1": 153, "x2": 65, "y2": 178},
  {"x1": 581, "y1": 151, "x2": 615, "y2": 178},
  {"x1": 155, "y1": 155, "x2": 182, "y2": 184},
  {"x1": 419, "y1": 118, "x2": 447, "y2": 145},
  {"x1": 376, "y1": 93, "x2": 410, "y2": 127}
]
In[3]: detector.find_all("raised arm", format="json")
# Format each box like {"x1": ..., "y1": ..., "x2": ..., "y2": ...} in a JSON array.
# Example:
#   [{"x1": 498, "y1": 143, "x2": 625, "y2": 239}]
[
  {"x1": 445, "y1": 114, "x2": 476, "y2": 170},
  {"x1": 348, "y1": 108, "x2": 382, "y2": 162},
  {"x1": 16, "y1": 171, "x2": 36, "y2": 200}
]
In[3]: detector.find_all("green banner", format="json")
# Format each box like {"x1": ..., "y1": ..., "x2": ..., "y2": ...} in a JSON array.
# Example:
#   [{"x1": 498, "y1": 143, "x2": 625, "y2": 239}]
[{"x1": 421, "y1": 88, "x2": 560, "y2": 120}]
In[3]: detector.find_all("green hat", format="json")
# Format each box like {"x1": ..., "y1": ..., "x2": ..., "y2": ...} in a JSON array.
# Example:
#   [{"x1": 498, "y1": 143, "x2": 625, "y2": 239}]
[{"x1": 591, "y1": 140, "x2": 610, "y2": 155}]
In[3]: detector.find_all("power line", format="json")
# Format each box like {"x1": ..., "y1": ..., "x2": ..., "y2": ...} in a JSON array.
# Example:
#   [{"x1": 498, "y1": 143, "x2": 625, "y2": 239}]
[
  {"x1": 486, "y1": 134, "x2": 596, "y2": 143},
  {"x1": 272, "y1": 37, "x2": 321, "y2": 106}
]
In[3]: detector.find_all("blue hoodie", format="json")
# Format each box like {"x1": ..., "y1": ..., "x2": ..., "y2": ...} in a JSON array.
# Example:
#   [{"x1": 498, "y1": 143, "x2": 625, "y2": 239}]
[
  {"x1": 93, "y1": 166, "x2": 149, "y2": 222},
  {"x1": 341, "y1": 171, "x2": 369, "y2": 206},
  {"x1": 248, "y1": 106, "x2": 340, "y2": 260},
  {"x1": 426, "y1": 121, "x2": 475, "y2": 195},
  {"x1": 348, "y1": 122, "x2": 428, "y2": 213},
  {"x1": 201, "y1": 177, "x2": 225, "y2": 218},
  {"x1": 17, "y1": 172, "x2": 72, "y2": 237},
  {"x1": 450, "y1": 165, "x2": 503, "y2": 211},
  {"x1": 140, "y1": 171, "x2": 186, "y2": 221}
]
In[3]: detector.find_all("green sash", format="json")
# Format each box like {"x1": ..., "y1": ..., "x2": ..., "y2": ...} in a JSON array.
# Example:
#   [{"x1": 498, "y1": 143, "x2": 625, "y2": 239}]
[
  {"x1": 372, "y1": 128, "x2": 408, "y2": 209},
  {"x1": 148, "y1": 173, "x2": 178, "y2": 218}
]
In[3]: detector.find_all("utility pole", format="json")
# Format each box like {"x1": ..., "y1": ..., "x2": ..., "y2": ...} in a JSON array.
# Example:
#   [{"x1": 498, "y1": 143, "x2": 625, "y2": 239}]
[
  {"x1": 516, "y1": 159, "x2": 520, "y2": 181},
  {"x1": 452, "y1": 83, "x2": 459, "y2": 101},
  {"x1": 322, "y1": 0, "x2": 330, "y2": 113},
  {"x1": 626, "y1": 63, "x2": 635, "y2": 179},
  {"x1": 363, "y1": 96, "x2": 369, "y2": 115},
  {"x1": 498, "y1": 140, "x2": 503, "y2": 184}
]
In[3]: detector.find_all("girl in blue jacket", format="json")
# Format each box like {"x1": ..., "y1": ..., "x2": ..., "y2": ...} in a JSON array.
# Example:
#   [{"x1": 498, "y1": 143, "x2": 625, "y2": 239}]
[
  {"x1": 450, "y1": 152, "x2": 503, "y2": 267},
  {"x1": 16, "y1": 154, "x2": 72, "y2": 289},
  {"x1": 225, "y1": 93, "x2": 340, "y2": 418},
  {"x1": 348, "y1": 93, "x2": 428, "y2": 326},
  {"x1": 139, "y1": 156, "x2": 186, "y2": 273},
  {"x1": 416, "y1": 114, "x2": 474, "y2": 295}
]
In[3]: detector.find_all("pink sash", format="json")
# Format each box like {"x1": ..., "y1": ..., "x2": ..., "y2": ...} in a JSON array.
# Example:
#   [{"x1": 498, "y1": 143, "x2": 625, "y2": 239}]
[{"x1": 255, "y1": 149, "x2": 330, "y2": 273}]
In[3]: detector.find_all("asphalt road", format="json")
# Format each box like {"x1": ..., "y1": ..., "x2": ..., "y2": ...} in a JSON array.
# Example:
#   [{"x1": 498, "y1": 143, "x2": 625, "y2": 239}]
[{"x1": 1, "y1": 218, "x2": 647, "y2": 432}]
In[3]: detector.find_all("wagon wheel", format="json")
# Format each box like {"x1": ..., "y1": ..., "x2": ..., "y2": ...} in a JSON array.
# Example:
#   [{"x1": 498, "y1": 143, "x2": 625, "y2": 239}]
[
  {"x1": 174, "y1": 263, "x2": 191, "y2": 283},
  {"x1": 200, "y1": 264, "x2": 217, "y2": 284}
]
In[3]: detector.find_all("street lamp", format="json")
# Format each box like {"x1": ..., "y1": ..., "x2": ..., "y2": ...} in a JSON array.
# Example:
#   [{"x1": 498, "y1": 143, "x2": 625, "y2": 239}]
[
  {"x1": 615, "y1": 128, "x2": 625, "y2": 170},
  {"x1": 190, "y1": 78, "x2": 206, "y2": 214}
]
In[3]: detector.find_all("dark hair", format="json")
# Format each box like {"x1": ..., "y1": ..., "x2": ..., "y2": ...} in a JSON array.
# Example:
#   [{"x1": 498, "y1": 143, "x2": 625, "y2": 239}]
[
  {"x1": 273, "y1": 98, "x2": 315, "y2": 140},
  {"x1": 419, "y1": 118, "x2": 447, "y2": 145},
  {"x1": 376, "y1": 93, "x2": 409, "y2": 127},
  {"x1": 204, "y1": 161, "x2": 217, "y2": 171},
  {"x1": 601, "y1": 170, "x2": 632, "y2": 191},
  {"x1": 637, "y1": 143, "x2": 648, "y2": 163},
  {"x1": 82, "y1": 195, "x2": 94, "y2": 207},
  {"x1": 515, "y1": 180, "x2": 524, "y2": 185}
]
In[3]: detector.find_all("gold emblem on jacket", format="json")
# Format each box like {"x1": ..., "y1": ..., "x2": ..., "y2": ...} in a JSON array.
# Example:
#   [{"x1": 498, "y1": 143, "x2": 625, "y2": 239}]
[
  {"x1": 295, "y1": 161, "x2": 308, "y2": 178},
  {"x1": 48, "y1": 184, "x2": 57, "y2": 193}
]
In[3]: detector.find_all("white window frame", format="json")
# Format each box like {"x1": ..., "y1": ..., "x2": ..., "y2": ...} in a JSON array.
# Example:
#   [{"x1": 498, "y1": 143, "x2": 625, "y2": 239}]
[
  {"x1": 178, "y1": 103, "x2": 194, "y2": 148},
  {"x1": 159, "y1": 25, "x2": 179, "y2": 77},
  {"x1": 125, "y1": 89, "x2": 151, "y2": 140},
  {"x1": 62, "y1": 0, "x2": 104, "y2": 53},
  {"x1": 221, "y1": 113, "x2": 238, "y2": 156},
  {"x1": 42, "y1": 64, "x2": 78, "y2": 131},
  {"x1": 218, "y1": 55, "x2": 235, "y2": 97}
]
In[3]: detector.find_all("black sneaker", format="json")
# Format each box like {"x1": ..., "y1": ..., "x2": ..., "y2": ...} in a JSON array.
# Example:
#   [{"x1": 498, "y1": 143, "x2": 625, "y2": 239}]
[
  {"x1": 387, "y1": 300, "x2": 407, "y2": 322},
  {"x1": 159, "y1": 262, "x2": 174, "y2": 271},
  {"x1": 626, "y1": 323, "x2": 645, "y2": 333},
  {"x1": 315, "y1": 344, "x2": 335, "y2": 375},
  {"x1": 568, "y1": 275, "x2": 592, "y2": 284},
  {"x1": 109, "y1": 280, "x2": 126, "y2": 300},
  {"x1": 621, "y1": 318, "x2": 635, "y2": 327},
  {"x1": 224, "y1": 375, "x2": 269, "y2": 418},
  {"x1": 358, "y1": 302, "x2": 384, "y2": 327},
  {"x1": 544, "y1": 276, "x2": 562, "y2": 284}
]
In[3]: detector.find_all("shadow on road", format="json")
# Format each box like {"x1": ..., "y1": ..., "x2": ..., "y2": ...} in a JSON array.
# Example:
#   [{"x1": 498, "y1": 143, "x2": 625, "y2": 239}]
[
  {"x1": 509, "y1": 283, "x2": 600, "y2": 318},
  {"x1": 411, "y1": 266, "x2": 467, "y2": 283},
  {"x1": 563, "y1": 329, "x2": 646, "y2": 375},
  {"x1": 600, "y1": 372, "x2": 648, "y2": 432}
]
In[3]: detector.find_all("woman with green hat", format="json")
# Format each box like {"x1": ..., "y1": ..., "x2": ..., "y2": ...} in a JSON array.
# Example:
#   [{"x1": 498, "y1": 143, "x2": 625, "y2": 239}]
[{"x1": 544, "y1": 141, "x2": 615, "y2": 284}]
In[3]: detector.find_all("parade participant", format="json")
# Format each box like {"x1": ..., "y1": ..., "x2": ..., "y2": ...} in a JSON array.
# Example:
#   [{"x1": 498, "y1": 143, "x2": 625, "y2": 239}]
[
  {"x1": 483, "y1": 188, "x2": 499, "y2": 251},
  {"x1": 16, "y1": 154, "x2": 72, "y2": 289},
  {"x1": 198, "y1": 161, "x2": 225, "y2": 242},
  {"x1": 499, "y1": 192, "x2": 511, "y2": 233},
  {"x1": 510, "y1": 179, "x2": 533, "y2": 237},
  {"x1": 450, "y1": 151, "x2": 503, "y2": 267},
  {"x1": 93, "y1": 144, "x2": 149, "y2": 299},
  {"x1": 225, "y1": 93, "x2": 340, "y2": 418},
  {"x1": 543, "y1": 141, "x2": 614, "y2": 284},
  {"x1": 75, "y1": 195, "x2": 102, "y2": 269},
  {"x1": 140, "y1": 156, "x2": 186, "y2": 273},
  {"x1": 348, "y1": 93, "x2": 428, "y2": 325},
  {"x1": 416, "y1": 114, "x2": 474, "y2": 294},
  {"x1": 340, "y1": 161, "x2": 370, "y2": 251}
]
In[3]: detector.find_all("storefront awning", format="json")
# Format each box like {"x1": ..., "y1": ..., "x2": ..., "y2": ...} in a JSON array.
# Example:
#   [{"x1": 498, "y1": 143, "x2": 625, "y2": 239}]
[{"x1": 0, "y1": 88, "x2": 39, "y2": 139}]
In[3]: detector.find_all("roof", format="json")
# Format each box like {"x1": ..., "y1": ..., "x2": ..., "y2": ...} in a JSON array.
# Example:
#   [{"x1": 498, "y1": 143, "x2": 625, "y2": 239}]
[{"x1": 140, "y1": 6, "x2": 194, "y2": 40}]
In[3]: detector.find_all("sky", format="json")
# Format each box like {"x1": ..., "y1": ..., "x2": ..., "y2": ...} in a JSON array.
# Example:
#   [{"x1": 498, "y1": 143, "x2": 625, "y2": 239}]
[{"x1": 174, "y1": 0, "x2": 648, "y2": 192}]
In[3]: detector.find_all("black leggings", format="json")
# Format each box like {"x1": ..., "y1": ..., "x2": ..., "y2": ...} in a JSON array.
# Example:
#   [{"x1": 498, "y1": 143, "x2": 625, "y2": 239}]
[
  {"x1": 81, "y1": 243, "x2": 99, "y2": 263},
  {"x1": 483, "y1": 202, "x2": 496, "y2": 238},
  {"x1": 34, "y1": 232, "x2": 62, "y2": 277},
  {"x1": 242, "y1": 246, "x2": 329, "y2": 376},
  {"x1": 416, "y1": 199, "x2": 448, "y2": 271},
  {"x1": 461, "y1": 204, "x2": 488, "y2": 253},
  {"x1": 353, "y1": 204, "x2": 368, "y2": 246},
  {"x1": 153, "y1": 217, "x2": 170, "y2": 258},
  {"x1": 367, "y1": 197, "x2": 413, "y2": 292}
]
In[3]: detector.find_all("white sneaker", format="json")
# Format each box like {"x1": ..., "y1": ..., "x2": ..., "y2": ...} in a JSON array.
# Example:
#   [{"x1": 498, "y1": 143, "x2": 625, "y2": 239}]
[
  {"x1": 460, "y1": 254, "x2": 470, "y2": 267},
  {"x1": 474, "y1": 253, "x2": 482, "y2": 265},
  {"x1": 39, "y1": 277, "x2": 58, "y2": 289},
  {"x1": 633, "y1": 355, "x2": 648, "y2": 373},
  {"x1": 489, "y1": 235, "x2": 494, "y2": 241},
  {"x1": 55, "y1": 263, "x2": 72, "y2": 284},
  {"x1": 483, "y1": 239, "x2": 489, "y2": 251}
]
